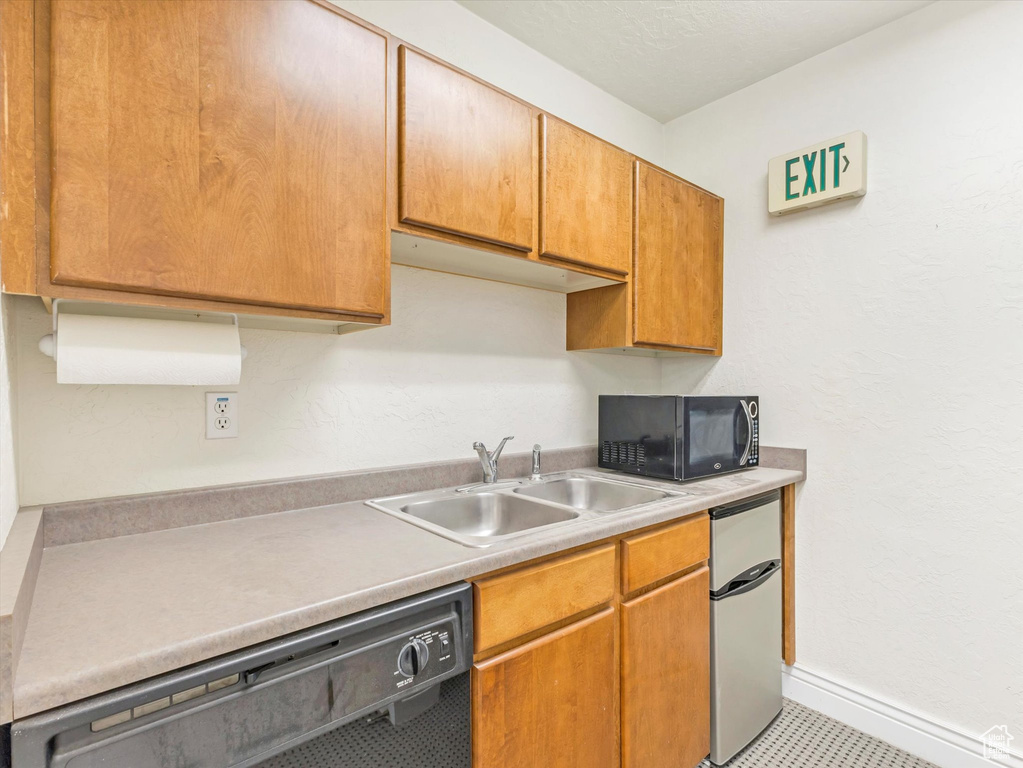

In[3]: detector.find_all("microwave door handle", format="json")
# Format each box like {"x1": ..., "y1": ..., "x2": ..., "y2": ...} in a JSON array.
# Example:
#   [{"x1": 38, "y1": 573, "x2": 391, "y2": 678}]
[{"x1": 738, "y1": 400, "x2": 753, "y2": 466}]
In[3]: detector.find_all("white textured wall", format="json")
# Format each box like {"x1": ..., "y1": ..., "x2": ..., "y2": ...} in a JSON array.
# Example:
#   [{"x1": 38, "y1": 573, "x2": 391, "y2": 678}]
[
  {"x1": 661, "y1": 0, "x2": 1022, "y2": 744},
  {"x1": 13, "y1": 268, "x2": 659, "y2": 504},
  {"x1": 0, "y1": 293, "x2": 18, "y2": 548}
]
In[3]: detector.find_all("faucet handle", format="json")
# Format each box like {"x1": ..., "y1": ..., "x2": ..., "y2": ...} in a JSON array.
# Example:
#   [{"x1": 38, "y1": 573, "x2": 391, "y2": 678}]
[
  {"x1": 531, "y1": 444, "x2": 542, "y2": 480},
  {"x1": 473, "y1": 436, "x2": 514, "y2": 484},
  {"x1": 491, "y1": 436, "x2": 514, "y2": 460}
]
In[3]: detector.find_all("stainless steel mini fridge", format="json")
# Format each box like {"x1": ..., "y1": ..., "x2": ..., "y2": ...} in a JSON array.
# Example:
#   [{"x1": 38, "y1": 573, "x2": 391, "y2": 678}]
[{"x1": 709, "y1": 490, "x2": 783, "y2": 765}]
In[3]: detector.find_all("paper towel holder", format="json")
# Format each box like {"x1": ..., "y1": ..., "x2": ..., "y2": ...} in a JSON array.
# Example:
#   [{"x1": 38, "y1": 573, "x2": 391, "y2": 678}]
[{"x1": 38, "y1": 299, "x2": 248, "y2": 362}]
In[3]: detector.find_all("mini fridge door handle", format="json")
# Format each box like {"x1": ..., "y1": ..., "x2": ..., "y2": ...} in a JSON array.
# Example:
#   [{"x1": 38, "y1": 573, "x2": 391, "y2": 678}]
[{"x1": 710, "y1": 559, "x2": 780, "y2": 601}]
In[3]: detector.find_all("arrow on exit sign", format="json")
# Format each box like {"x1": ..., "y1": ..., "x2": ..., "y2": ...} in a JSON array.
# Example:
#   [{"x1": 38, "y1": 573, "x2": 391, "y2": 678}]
[{"x1": 768, "y1": 131, "x2": 867, "y2": 215}]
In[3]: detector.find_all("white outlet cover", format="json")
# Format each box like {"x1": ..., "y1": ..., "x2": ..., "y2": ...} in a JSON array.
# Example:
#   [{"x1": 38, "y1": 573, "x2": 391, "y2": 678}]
[{"x1": 206, "y1": 392, "x2": 238, "y2": 439}]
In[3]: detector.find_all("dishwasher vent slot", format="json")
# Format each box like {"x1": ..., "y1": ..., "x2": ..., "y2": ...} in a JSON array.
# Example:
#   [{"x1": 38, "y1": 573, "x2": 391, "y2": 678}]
[
  {"x1": 601, "y1": 441, "x2": 645, "y2": 467},
  {"x1": 90, "y1": 674, "x2": 239, "y2": 732}
]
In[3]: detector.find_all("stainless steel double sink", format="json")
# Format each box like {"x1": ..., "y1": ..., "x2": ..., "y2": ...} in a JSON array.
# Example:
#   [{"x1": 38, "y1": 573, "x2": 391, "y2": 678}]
[{"x1": 366, "y1": 473, "x2": 687, "y2": 547}]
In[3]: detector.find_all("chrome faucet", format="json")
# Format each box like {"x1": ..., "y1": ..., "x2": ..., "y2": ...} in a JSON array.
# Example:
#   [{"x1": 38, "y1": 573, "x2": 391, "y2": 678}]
[{"x1": 473, "y1": 436, "x2": 514, "y2": 483}]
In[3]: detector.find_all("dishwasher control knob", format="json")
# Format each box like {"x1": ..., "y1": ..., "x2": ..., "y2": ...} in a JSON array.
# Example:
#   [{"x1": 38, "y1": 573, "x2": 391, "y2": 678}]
[{"x1": 398, "y1": 639, "x2": 429, "y2": 677}]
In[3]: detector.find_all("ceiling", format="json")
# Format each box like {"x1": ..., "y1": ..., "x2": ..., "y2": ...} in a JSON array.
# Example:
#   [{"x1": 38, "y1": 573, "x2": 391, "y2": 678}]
[{"x1": 456, "y1": 0, "x2": 933, "y2": 122}]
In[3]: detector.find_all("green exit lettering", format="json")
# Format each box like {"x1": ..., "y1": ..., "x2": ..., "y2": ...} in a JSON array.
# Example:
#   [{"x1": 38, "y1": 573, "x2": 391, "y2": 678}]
[{"x1": 785, "y1": 142, "x2": 847, "y2": 200}]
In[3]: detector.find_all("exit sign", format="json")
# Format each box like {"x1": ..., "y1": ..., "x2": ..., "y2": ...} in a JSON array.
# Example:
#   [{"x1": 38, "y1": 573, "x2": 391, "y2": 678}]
[{"x1": 768, "y1": 131, "x2": 867, "y2": 215}]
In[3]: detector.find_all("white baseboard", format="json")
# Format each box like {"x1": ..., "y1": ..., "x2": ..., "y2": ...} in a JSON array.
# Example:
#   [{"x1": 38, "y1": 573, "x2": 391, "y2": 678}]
[{"x1": 782, "y1": 663, "x2": 1022, "y2": 768}]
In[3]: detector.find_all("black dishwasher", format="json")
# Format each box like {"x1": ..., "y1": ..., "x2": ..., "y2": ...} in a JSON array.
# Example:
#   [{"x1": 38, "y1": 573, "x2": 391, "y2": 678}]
[{"x1": 10, "y1": 583, "x2": 472, "y2": 768}]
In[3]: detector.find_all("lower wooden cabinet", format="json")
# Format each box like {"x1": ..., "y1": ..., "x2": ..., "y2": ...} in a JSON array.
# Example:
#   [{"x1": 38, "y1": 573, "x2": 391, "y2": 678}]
[
  {"x1": 472, "y1": 608, "x2": 617, "y2": 768},
  {"x1": 471, "y1": 522, "x2": 711, "y2": 768},
  {"x1": 621, "y1": 566, "x2": 711, "y2": 768},
  {"x1": 473, "y1": 544, "x2": 616, "y2": 655}
]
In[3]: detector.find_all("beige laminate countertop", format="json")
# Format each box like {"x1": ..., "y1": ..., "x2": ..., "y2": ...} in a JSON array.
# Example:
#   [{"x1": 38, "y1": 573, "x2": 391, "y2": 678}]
[{"x1": 12, "y1": 466, "x2": 801, "y2": 719}]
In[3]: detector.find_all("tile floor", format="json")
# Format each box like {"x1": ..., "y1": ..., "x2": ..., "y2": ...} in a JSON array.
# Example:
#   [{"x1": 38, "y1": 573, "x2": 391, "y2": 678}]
[
  {"x1": 256, "y1": 684, "x2": 940, "y2": 768},
  {"x1": 702, "y1": 699, "x2": 938, "y2": 768}
]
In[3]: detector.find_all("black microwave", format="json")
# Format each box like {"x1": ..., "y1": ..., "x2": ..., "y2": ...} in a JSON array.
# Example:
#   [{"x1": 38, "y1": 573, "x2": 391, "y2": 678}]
[{"x1": 598, "y1": 395, "x2": 759, "y2": 481}]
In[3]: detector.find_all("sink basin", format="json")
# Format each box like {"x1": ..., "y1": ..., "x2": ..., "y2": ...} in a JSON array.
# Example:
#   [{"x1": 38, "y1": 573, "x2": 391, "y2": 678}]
[
  {"x1": 369, "y1": 491, "x2": 580, "y2": 547},
  {"x1": 367, "y1": 472, "x2": 681, "y2": 547},
  {"x1": 513, "y1": 476, "x2": 669, "y2": 513}
]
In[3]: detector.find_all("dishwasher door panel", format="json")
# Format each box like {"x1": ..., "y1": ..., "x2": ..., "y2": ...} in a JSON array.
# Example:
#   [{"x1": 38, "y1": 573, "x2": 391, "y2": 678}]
[
  {"x1": 59, "y1": 667, "x2": 335, "y2": 768},
  {"x1": 257, "y1": 673, "x2": 469, "y2": 768}
]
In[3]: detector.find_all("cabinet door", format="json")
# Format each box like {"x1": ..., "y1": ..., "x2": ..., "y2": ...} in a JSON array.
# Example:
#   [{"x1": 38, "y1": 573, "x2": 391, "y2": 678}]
[
  {"x1": 539, "y1": 115, "x2": 632, "y2": 276},
  {"x1": 398, "y1": 46, "x2": 533, "y2": 252},
  {"x1": 633, "y1": 162, "x2": 723, "y2": 352},
  {"x1": 473, "y1": 608, "x2": 617, "y2": 768},
  {"x1": 621, "y1": 566, "x2": 710, "y2": 768},
  {"x1": 49, "y1": 0, "x2": 387, "y2": 317}
]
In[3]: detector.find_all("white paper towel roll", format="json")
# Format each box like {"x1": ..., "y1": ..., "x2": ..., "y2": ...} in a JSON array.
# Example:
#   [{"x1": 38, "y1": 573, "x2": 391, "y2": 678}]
[{"x1": 53, "y1": 313, "x2": 243, "y2": 385}]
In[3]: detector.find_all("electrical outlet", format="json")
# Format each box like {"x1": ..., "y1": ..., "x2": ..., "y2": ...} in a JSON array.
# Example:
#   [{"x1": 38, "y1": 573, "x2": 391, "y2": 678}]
[{"x1": 206, "y1": 392, "x2": 238, "y2": 439}]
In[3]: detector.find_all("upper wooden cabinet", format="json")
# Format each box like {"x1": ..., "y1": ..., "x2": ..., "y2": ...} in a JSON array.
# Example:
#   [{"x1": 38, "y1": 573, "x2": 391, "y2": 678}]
[
  {"x1": 567, "y1": 162, "x2": 723, "y2": 355},
  {"x1": 3, "y1": 3, "x2": 723, "y2": 341},
  {"x1": 633, "y1": 162, "x2": 723, "y2": 352},
  {"x1": 539, "y1": 115, "x2": 632, "y2": 277},
  {"x1": 46, "y1": 0, "x2": 388, "y2": 319},
  {"x1": 397, "y1": 46, "x2": 534, "y2": 252}
]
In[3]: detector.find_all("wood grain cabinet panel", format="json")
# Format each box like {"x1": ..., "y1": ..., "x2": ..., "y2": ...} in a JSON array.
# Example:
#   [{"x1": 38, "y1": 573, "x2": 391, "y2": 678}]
[
  {"x1": 0, "y1": 0, "x2": 36, "y2": 295},
  {"x1": 621, "y1": 513, "x2": 709, "y2": 595},
  {"x1": 472, "y1": 609, "x2": 617, "y2": 768},
  {"x1": 566, "y1": 161, "x2": 723, "y2": 355},
  {"x1": 473, "y1": 543, "x2": 615, "y2": 654},
  {"x1": 398, "y1": 45, "x2": 533, "y2": 252},
  {"x1": 621, "y1": 566, "x2": 710, "y2": 768},
  {"x1": 633, "y1": 161, "x2": 723, "y2": 352},
  {"x1": 48, "y1": 0, "x2": 388, "y2": 317},
  {"x1": 539, "y1": 115, "x2": 632, "y2": 276}
]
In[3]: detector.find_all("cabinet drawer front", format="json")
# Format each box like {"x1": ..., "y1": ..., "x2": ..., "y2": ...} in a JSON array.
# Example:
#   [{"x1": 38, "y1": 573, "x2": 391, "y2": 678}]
[
  {"x1": 473, "y1": 608, "x2": 617, "y2": 768},
  {"x1": 50, "y1": 0, "x2": 388, "y2": 316},
  {"x1": 622, "y1": 513, "x2": 709, "y2": 594},
  {"x1": 539, "y1": 115, "x2": 632, "y2": 277},
  {"x1": 398, "y1": 46, "x2": 534, "y2": 252},
  {"x1": 473, "y1": 544, "x2": 615, "y2": 654},
  {"x1": 621, "y1": 567, "x2": 710, "y2": 768}
]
